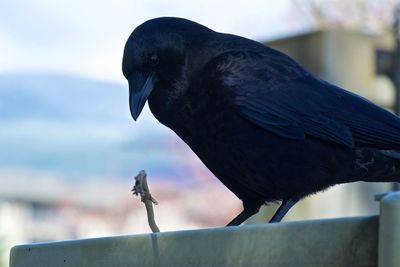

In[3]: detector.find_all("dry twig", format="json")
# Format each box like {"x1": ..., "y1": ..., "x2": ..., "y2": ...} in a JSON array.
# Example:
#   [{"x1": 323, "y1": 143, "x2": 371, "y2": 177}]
[{"x1": 131, "y1": 170, "x2": 160, "y2": 233}]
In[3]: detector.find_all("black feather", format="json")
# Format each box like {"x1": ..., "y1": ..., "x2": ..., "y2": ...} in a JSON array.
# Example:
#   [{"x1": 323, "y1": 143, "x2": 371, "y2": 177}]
[{"x1": 123, "y1": 17, "x2": 400, "y2": 225}]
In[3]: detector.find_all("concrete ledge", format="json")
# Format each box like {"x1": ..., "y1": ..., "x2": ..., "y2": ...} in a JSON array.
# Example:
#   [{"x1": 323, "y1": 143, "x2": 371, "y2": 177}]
[
  {"x1": 10, "y1": 216, "x2": 378, "y2": 267},
  {"x1": 379, "y1": 192, "x2": 400, "y2": 267}
]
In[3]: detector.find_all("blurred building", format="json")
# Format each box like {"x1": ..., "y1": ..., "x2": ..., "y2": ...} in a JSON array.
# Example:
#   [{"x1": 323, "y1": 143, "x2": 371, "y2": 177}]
[{"x1": 267, "y1": 29, "x2": 395, "y2": 106}]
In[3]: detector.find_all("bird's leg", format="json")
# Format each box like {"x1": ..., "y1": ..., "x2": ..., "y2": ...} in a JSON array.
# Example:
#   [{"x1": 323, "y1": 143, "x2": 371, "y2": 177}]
[
  {"x1": 226, "y1": 202, "x2": 261, "y2": 227},
  {"x1": 226, "y1": 210, "x2": 254, "y2": 227},
  {"x1": 269, "y1": 198, "x2": 298, "y2": 223}
]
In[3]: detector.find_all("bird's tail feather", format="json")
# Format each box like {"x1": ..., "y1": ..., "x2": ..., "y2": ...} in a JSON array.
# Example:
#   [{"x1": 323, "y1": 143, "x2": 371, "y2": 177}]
[
  {"x1": 380, "y1": 149, "x2": 400, "y2": 160},
  {"x1": 351, "y1": 148, "x2": 400, "y2": 183}
]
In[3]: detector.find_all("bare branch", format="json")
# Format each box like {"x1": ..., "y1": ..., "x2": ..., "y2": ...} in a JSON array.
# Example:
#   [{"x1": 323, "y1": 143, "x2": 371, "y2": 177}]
[{"x1": 132, "y1": 170, "x2": 160, "y2": 233}]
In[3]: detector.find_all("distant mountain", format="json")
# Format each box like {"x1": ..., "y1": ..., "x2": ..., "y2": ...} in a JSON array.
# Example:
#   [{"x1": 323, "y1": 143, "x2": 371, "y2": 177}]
[
  {"x1": 0, "y1": 73, "x2": 130, "y2": 122},
  {"x1": 0, "y1": 73, "x2": 212, "y2": 184}
]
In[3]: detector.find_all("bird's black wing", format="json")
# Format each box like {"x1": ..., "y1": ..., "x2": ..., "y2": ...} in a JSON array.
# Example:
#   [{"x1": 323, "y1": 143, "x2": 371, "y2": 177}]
[{"x1": 210, "y1": 50, "x2": 400, "y2": 149}]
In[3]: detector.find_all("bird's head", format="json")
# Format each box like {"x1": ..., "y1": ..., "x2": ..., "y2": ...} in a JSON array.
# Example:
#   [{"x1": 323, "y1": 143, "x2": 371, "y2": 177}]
[{"x1": 122, "y1": 17, "x2": 213, "y2": 121}]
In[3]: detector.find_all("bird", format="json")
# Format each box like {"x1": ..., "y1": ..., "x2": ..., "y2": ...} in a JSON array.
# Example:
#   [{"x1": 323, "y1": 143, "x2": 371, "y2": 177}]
[{"x1": 122, "y1": 17, "x2": 400, "y2": 226}]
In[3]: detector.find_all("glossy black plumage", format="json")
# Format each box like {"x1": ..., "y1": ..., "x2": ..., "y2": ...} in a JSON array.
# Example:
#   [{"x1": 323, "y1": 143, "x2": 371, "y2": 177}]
[{"x1": 122, "y1": 17, "x2": 400, "y2": 225}]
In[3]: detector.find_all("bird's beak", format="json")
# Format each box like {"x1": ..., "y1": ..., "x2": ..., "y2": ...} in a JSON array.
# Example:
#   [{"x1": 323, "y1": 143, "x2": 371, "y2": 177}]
[{"x1": 128, "y1": 73, "x2": 156, "y2": 121}]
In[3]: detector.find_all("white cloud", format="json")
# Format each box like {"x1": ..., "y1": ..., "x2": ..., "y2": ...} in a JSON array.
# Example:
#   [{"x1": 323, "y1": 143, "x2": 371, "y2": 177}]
[
  {"x1": 0, "y1": 0, "x2": 306, "y2": 82},
  {"x1": 0, "y1": 32, "x2": 19, "y2": 73}
]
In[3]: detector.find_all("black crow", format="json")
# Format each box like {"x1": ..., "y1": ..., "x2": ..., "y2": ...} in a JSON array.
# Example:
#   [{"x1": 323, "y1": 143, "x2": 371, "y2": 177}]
[{"x1": 122, "y1": 17, "x2": 400, "y2": 226}]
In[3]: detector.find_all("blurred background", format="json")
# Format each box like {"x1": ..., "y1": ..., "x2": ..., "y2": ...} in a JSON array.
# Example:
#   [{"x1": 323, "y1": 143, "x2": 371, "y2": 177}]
[{"x1": 1, "y1": 0, "x2": 399, "y2": 265}]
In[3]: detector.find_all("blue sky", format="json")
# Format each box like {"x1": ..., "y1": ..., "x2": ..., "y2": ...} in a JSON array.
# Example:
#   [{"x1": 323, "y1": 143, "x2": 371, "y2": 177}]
[{"x1": 0, "y1": 0, "x2": 311, "y2": 82}]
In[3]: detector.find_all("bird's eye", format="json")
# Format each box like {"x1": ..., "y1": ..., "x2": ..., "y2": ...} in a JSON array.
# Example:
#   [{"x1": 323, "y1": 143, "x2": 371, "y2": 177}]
[{"x1": 149, "y1": 54, "x2": 159, "y2": 67}]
